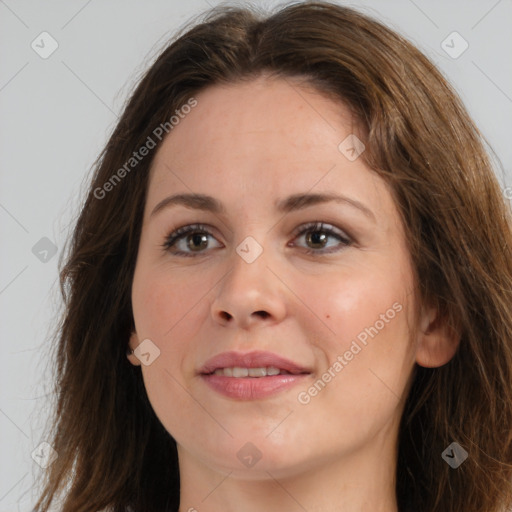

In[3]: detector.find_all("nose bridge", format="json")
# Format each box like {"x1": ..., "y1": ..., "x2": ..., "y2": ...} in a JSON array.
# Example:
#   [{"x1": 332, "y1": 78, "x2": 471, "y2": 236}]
[{"x1": 211, "y1": 235, "x2": 287, "y2": 327}]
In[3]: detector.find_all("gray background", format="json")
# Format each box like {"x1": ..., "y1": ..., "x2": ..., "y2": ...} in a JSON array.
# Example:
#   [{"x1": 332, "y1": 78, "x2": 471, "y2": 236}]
[{"x1": 1, "y1": 0, "x2": 511, "y2": 510}]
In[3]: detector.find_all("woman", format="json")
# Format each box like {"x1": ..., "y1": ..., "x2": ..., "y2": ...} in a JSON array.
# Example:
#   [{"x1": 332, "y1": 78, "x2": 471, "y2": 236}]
[{"x1": 34, "y1": 2, "x2": 512, "y2": 511}]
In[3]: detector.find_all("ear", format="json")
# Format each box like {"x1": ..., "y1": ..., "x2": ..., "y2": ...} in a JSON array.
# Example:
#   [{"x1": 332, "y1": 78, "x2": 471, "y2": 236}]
[
  {"x1": 415, "y1": 305, "x2": 461, "y2": 368},
  {"x1": 126, "y1": 331, "x2": 142, "y2": 366}
]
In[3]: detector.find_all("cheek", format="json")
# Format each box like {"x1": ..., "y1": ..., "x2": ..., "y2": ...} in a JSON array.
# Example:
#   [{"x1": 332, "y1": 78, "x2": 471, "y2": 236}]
[
  {"x1": 133, "y1": 265, "x2": 206, "y2": 340},
  {"x1": 296, "y1": 261, "x2": 408, "y2": 351},
  {"x1": 132, "y1": 267, "x2": 211, "y2": 438},
  {"x1": 294, "y1": 263, "x2": 414, "y2": 408}
]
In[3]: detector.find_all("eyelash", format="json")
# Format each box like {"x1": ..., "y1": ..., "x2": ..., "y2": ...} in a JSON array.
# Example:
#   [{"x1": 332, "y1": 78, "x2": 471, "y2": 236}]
[{"x1": 161, "y1": 222, "x2": 353, "y2": 258}]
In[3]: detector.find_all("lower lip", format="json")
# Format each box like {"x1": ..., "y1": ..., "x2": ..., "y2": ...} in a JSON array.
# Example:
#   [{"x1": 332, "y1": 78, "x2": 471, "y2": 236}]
[{"x1": 201, "y1": 374, "x2": 309, "y2": 400}]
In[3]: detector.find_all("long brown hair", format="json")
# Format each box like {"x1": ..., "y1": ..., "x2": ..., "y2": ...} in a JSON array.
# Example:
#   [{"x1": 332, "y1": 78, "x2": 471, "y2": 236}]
[{"x1": 33, "y1": 2, "x2": 512, "y2": 511}]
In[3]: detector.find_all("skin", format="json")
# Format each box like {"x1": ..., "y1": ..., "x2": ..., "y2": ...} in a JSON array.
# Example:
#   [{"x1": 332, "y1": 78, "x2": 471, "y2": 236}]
[{"x1": 127, "y1": 76, "x2": 459, "y2": 512}]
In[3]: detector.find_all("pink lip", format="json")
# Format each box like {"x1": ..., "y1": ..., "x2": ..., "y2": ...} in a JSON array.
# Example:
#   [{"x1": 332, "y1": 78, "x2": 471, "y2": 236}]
[
  {"x1": 199, "y1": 350, "x2": 309, "y2": 375},
  {"x1": 199, "y1": 350, "x2": 311, "y2": 400}
]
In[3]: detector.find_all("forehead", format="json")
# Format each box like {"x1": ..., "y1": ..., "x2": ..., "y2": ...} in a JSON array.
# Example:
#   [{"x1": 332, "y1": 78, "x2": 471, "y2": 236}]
[
  {"x1": 147, "y1": 77, "x2": 391, "y2": 219},
  {"x1": 156, "y1": 77, "x2": 356, "y2": 156}
]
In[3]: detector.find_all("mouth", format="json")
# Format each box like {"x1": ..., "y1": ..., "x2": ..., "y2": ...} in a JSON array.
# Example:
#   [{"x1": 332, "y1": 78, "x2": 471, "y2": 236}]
[
  {"x1": 207, "y1": 366, "x2": 303, "y2": 377},
  {"x1": 199, "y1": 351, "x2": 311, "y2": 400}
]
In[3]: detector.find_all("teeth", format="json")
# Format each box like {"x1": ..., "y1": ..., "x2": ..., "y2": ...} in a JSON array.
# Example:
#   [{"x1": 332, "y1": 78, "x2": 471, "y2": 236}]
[
  {"x1": 232, "y1": 367, "x2": 249, "y2": 377},
  {"x1": 248, "y1": 367, "x2": 267, "y2": 377},
  {"x1": 212, "y1": 366, "x2": 287, "y2": 377}
]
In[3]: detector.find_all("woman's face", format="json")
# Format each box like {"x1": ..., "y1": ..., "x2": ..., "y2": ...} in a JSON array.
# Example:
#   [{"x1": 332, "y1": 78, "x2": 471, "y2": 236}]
[{"x1": 128, "y1": 76, "x2": 424, "y2": 478}]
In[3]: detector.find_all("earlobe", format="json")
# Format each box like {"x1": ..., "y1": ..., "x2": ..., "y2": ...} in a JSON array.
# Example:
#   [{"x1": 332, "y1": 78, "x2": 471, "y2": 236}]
[
  {"x1": 415, "y1": 306, "x2": 461, "y2": 368},
  {"x1": 126, "y1": 332, "x2": 142, "y2": 366}
]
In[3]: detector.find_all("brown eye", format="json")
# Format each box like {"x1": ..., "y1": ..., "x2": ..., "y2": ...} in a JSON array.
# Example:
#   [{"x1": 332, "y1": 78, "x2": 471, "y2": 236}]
[
  {"x1": 291, "y1": 222, "x2": 352, "y2": 254},
  {"x1": 186, "y1": 233, "x2": 209, "y2": 252},
  {"x1": 305, "y1": 230, "x2": 329, "y2": 249},
  {"x1": 162, "y1": 224, "x2": 222, "y2": 257}
]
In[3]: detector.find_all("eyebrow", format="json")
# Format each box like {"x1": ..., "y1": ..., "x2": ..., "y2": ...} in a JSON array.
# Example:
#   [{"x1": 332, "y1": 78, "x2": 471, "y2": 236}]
[{"x1": 150, "y1": 192, "x2": 375, "y2": 221}]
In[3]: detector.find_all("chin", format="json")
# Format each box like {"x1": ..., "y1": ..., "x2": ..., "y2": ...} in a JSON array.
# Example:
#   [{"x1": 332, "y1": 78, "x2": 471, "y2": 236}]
[{"x1": 195, "y1": 435, "x2": 317, "y2": 479}]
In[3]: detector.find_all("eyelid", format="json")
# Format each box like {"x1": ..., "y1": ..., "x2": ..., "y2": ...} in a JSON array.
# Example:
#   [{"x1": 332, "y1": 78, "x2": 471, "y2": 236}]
[
  {"x1": 290, "y1": 221, "x2": 351, "y2": 241},
  {"x1": 162, "y1": 223, "x2": 220, "y2": 251},
  {"x1": 288, "y1": 221, "x2": 353, "y2": 253},
  {"x1": 162, "y1": 220, "x2": 353, "y2": 257}
]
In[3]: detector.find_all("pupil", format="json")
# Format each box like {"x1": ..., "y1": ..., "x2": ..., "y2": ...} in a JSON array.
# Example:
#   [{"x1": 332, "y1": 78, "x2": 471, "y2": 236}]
[
  {"x1": 188, "y1": 233, "x2": 208, "y2": 251},
  {"x1": 307, "y1": 230, "x2": 326, "y2": 248}
]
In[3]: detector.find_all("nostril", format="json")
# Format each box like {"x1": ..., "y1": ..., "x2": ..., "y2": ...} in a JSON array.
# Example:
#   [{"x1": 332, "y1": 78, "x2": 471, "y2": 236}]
[
  {"x1": 220, "y1": 311, "x2": 232, "y2": 321},
  {"x1": 255, "y1": 311, "x2": 270, "y2": 319}
]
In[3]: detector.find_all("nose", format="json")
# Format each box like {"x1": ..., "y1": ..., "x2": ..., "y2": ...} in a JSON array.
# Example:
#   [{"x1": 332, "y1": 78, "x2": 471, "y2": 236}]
[{"x1": 210, "y1": 243, "x2": 288, "y2": 330}]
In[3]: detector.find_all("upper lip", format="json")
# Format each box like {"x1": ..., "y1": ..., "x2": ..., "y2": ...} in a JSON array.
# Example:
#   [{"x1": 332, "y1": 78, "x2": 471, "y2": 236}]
[{"x1": 199, "y1": 350, "x2": 311, "y2": 375}]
